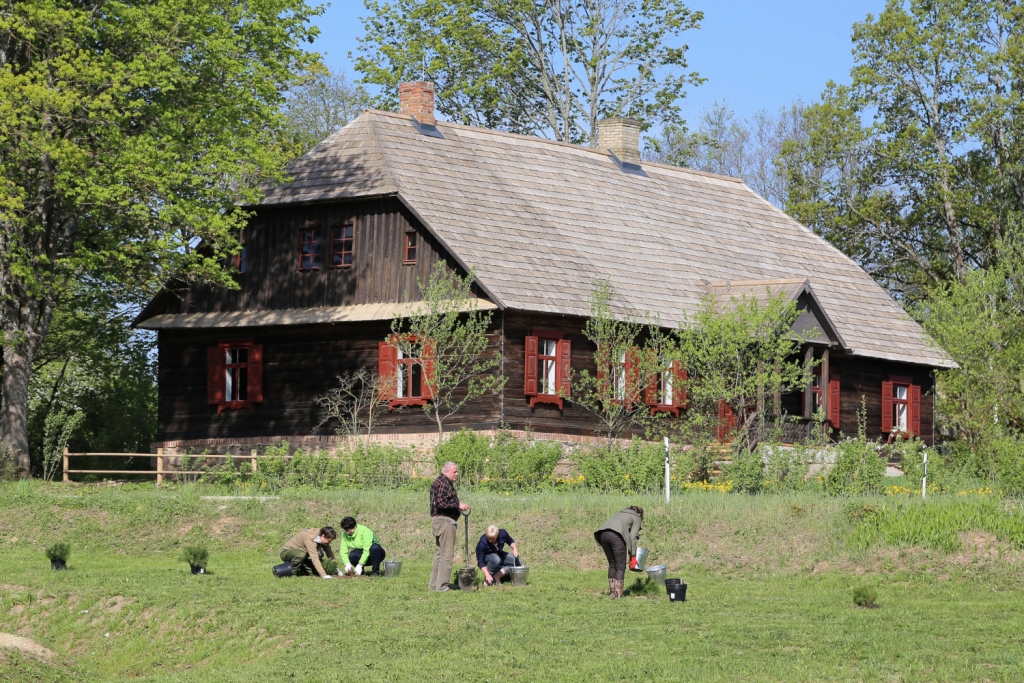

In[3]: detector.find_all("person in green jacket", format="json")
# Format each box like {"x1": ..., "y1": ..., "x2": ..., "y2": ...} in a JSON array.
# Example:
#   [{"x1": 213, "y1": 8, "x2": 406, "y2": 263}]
[
  {"x1": 594, "y1": 506, "x2": 644, "y2": 599},
  {"x1": 339, "y1": 516, "x2": 386, "y2": 576}
]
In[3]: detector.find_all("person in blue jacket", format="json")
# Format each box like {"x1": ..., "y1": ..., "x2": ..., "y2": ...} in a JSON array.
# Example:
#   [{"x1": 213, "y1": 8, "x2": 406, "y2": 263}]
[{"x1": 476, "y1": 524, "x2": 520, "y2": 586}]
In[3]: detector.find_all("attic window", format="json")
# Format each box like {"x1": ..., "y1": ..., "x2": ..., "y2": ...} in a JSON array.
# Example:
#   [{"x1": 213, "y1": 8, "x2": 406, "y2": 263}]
[
  {"x1": 404, "y1": 231, "x2": 418, "y2": 264},
  {"x1": 331, "y1": 224, "x2": 354, "y2": 268},
  {"x1": 299, "y1": 228, "x2": 322, "y2": 270}
]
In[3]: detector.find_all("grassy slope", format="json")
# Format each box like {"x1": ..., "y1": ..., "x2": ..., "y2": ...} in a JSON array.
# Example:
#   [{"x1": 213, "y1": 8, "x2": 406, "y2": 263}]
[{"x1": 1, "y1": 483, "x2": 1023, "y2": 682}]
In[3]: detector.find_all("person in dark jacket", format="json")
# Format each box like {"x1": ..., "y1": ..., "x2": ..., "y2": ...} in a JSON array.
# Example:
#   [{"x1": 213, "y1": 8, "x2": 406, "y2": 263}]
[
  {"x1": 594, "y1": 506, "x2": 644, "y2": 599},
  {"x1": 428, "y1": 461, "x2": 470, "y2": 592},
  {"x1": 476, "y1": 525, "x2": 520, "y2": 586}
]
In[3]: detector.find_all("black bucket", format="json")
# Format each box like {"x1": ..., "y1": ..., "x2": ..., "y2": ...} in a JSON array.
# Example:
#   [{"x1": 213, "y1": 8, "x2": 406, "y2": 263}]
[
  {"x1": 190, "y1": 564, "x2": 205, "y2": 575},
  {"x1": 50, "y1": 560, "x2": 66, "y2": 571},
  {"x1": 666, "y1": 582, "x2": 687, "y2": 602},
  {"x1": 273, "y1": 562, "x2": 293, "y2": 578}
]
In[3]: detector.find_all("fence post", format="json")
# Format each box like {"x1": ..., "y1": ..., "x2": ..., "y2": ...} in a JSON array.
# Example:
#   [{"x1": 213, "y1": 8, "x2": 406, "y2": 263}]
[
  {"x1": 251, "y1": 449, "x2": 258, "y2": 472},
  {"x1": 63, "y1": 448, "x2": 69, "y2": 483},
  {"x1": 157, "y1": 448, "x2": 164, "y2": 486}
]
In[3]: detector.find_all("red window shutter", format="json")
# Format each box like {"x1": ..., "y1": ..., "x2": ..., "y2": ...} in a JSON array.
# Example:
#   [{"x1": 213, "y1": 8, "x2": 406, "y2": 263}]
[
  {"x1": 557, "y1": 339, "x2": 572, "y2": 398},
  {"x1": 248, "y1": 344, "x2": 264, "y2": 403},
  {"x1": 643, "y1": 350, "x2": 658, "y2": 406},
  {"x1": 207, "y1": 346, "x2": 225, "y2": 405},
  {"x1": 827, "y1": 375, "x2": 840, "y2": 429},
  {"x1": 910, "y1": 384, "x2": 921, "y2": 436},
  {"x1": 378, "y1": 341, "x2": 398, "y2": 402},
  {"x1": 422, "y1": 339, "x2": 436, "y2": 400},
  {"x1": 524, "y1": 336, "x2": 539, "y2": 396},
  {"x1": 673, "y1": 363, "x2": 688, "y2": 410},
  {"x1": 881, "y1": 381, "x2": 893, "y2": 434}
]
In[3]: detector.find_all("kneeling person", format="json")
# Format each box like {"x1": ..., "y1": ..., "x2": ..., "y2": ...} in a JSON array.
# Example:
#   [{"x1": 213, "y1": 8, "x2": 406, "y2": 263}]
[
  {"x1": 339, "y1": 516, "x2": 386, "y2": 576},
  {"x1": 476, "y1": 525, "x2": 519, "y2": 586},
  {"x1": 281, "y1": 526, "x2": 338, "y2": 578}
]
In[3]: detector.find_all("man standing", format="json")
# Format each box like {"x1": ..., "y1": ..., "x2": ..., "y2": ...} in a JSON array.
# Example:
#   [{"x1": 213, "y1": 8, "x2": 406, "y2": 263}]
[{"x1": 428, "y1": 461, "x2": 470, "y2": 592}]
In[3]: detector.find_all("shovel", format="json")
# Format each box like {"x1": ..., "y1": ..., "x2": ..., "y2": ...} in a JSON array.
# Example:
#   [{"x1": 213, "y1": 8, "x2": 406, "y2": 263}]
[{"x1": 455, "y1": 509, "x2": 477, "y2": 591}]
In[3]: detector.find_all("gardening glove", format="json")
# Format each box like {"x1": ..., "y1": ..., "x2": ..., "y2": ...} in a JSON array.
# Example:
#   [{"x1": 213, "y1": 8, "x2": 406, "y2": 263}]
[
  {"x1": 344, "y1": 563, "x2": 354, "y2": 574},
  {"x1": 322, "y1": 574, "x2": 334, "y2": 579},
  {"x1": 354, "y1": 564, "x2": 363, "y2": 576},
  {"x1": 629, "y1": 556, "x2": 639, "y2": 571}
]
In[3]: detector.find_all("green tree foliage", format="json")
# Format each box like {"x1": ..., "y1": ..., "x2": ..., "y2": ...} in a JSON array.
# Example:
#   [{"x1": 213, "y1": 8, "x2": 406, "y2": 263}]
[
  {"x1": 356, "y1": 0, "x2": 703, "y2": 143},
  {"x1": 389, "y1": 266, "x2": 505, "y2": 440},
  {"x1": 0, "y1": 0, "x2": 322, "y2": 470},
  {"x1": 780, "y1": 1, "x2": 1024, "y2": 301},
  {"x1": 674, "y1": 291, "x2": 809, "y2": 454}
]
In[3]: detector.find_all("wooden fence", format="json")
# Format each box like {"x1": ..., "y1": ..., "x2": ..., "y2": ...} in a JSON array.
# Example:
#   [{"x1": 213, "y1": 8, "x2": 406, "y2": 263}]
[{"x1": 62, "y1": 448, "x2": 259, "y2": 484}]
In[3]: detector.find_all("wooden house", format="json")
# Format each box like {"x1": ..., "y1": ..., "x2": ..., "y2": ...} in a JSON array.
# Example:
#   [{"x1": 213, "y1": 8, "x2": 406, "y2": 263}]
[{"x1": 134, "y1": 82, "x2": 953, "y2": 453}]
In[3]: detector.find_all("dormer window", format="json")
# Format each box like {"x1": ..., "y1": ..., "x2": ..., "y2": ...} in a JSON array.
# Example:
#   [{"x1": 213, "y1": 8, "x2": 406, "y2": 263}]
[{"x1": 299, "y1": 228, "x2": 322, "y2": 270}]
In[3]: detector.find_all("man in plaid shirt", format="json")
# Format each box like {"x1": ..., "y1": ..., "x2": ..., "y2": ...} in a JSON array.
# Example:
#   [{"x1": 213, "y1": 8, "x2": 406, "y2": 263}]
[{"x1": 428, "y1": 461, "x2": 470, "y2": 591}]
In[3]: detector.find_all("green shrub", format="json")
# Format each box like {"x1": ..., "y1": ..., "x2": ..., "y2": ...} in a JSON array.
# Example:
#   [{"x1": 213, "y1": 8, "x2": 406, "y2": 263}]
[
  {"x1": 762, "y1": 446, "x2": 809, "y2": 492},
  {"x1": 434, "y1": 429, "x2": 563, "y2": 491},
  {"x1": 576, "y1": 438, "x2": 665, "y2": 492},
  {"x1": 892, "y1": 438, "x2": 949, "y2": 488},
  {"x1": 181, "y1": 545, "x2": 209, "y2": 569},
  {"x1": 853, "y1": 585, "x2": 878, "y2": 607},
  {"x1": 994, "y1": 436, "x2": 1024, "y2": 496},
  {"x1": 45, "y1": 541, "x2": 71, "y2": 563},
  {"x1": 824, "y1": 437, "x2": 885, "y2": 496},
  {"x1": 245, "y1": 442, "x2": 414, "y2": 491},
  {"x1": 322, "y1": 558, "x2": 339, "y2": 576},
  {"x1": 724, "y1": 450, "x2": 765, "y2": 494},
  {"x1": 434, "y1": 429, "x2": 491, "y2": 483}
]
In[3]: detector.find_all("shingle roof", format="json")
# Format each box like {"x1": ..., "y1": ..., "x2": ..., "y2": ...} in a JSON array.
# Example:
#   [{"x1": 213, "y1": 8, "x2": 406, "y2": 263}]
[{"x1": 258, "y1": 110, "x2": 952, "y2": 368}]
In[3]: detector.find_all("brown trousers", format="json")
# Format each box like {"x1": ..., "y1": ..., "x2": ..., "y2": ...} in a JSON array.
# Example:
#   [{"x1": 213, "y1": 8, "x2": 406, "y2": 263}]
[
  {"x1": 429, "y1": 516, "x2": 457, "y2": 590},
  {"x1": 597, "y1": 529, "x2": 628, "y2": 581}
]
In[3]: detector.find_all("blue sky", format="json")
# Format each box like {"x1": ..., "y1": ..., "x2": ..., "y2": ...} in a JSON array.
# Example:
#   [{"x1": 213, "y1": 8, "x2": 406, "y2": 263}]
[{"x1": 311, "y1": 0, "x2": 886, "y2": 123}]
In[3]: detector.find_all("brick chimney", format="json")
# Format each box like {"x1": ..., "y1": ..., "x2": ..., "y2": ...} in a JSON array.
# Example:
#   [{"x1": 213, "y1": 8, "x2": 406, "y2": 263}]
[
  {"x1": 597, "y1": 117, "x2": 641, "y2": 164},
  {"x1": 399, "y1": 81, "x2": 436, "y2": 125}
]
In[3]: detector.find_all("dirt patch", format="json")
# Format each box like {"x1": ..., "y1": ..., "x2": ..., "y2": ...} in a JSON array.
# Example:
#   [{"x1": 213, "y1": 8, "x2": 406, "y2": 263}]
[
  {"x1": 104, "y1": 596, "x2": 133, "y2": 614},
  {"x1": 0, "y1": 584, "x2": 28, "y2": 594},
  {"x1": 0, "y1": 632, "x2": 56, "y2": 661},
  {"x1": 209, "y1": 516, "x2": 243, "y2": 536}
]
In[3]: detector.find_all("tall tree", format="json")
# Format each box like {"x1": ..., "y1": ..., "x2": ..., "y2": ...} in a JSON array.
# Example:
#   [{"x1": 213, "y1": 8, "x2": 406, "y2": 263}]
[
  {"x1": 356, "y1": 0, "x2": 703, "y2": 143},
  {"x1": 643, "y1": 100, "x2": 806, "y2": 208},
  {"x1": 284, "y1": 67, "x2": 374, "y2": 154},
  {"x1": 0, "y1": 0, "x2": 321, "y2": 471},
  {"x1": 780, "y1": 0, "x2": 1024, "y2": 300}
]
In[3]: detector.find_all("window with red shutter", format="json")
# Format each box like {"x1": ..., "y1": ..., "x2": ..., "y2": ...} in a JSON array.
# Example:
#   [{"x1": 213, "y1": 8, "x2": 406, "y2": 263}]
[
  {"x1": 207, "y1": 341, "x2": 263, "y2": 413},
  {"x1": 649, "y1": 359, "x2": 685, "y2": 417},
  {"x1": 883, "y1": 375, "x2": 921, "y2": 439},
  {"x1": 382, "y1": 336, "x2": 431, "y2": 408},
  {"x1": 527, "y1": 331, "x2": 568, "y2": 409},
  {"x1": 827, "y1": 375, "x2": 840, "y2": 429}
]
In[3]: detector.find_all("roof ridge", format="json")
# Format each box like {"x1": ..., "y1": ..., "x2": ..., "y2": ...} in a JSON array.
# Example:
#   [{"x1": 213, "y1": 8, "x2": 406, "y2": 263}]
[{"x1": 364, "y1": 109, "x2": 746, "y2": 184}]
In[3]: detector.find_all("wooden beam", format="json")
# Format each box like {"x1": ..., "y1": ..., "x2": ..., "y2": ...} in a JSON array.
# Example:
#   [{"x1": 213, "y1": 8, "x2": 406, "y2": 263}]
[
  {"x1": 63, "y1": 448, "x2": 69, "y2": 483},
  {"x1": 157, "y1": 448, "x2": 164, "y2": 486},
  {"x1": 821, "y1": 348, "x2": 830, "y2": 432},
  {"x1": 803, "y1": 346, "x2": 814, "y2": 419}
]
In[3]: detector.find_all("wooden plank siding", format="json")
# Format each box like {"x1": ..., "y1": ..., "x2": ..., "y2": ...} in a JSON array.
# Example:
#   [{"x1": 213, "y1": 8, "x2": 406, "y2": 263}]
[
  {"x1": 157, "y1": 309, "x2": 934, "y2": 446},
  {"x1": 160, "y1": 198, "x2": 460, "y2": 316}
]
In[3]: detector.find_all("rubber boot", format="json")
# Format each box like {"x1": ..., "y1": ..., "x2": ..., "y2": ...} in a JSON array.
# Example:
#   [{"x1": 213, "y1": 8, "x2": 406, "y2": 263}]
[
  {"x1": 609, "y1": 579, "x2": 622, "y2": 599},
  {"x1": 615, "y1": 579, "x2": 625, "y2": 598}
]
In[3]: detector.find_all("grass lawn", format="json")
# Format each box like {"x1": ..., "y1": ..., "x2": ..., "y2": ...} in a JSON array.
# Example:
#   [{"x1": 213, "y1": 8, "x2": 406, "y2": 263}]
[{"x1": 2, "y1": 483, "x2": 1024, "y2": 681}]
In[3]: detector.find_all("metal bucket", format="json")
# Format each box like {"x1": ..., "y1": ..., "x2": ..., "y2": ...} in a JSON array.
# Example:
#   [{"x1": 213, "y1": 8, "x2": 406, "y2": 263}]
[
  {"x1": 383, "y1": 561, "x2": 402, "y2": 578},
  {"x1": 645, "y1": 564, "x2": 667, "y2": 587},
  {"x1": 635, "y1": 547, "x2": 650, "y2": 571},
  {"x1": 457, "y1": 567, "x2": 477, "y2": 591},
  {"x1": 509, "y1": 566, "x2": 529, "y2": 587}
]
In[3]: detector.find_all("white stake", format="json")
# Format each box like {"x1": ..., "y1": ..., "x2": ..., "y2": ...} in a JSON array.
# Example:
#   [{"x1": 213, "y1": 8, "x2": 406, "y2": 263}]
[
  {"x1": 664, "y1": 436, "x2": 671, "y2": 504},
  {"x1": 922, "y1": 451, "x2": 928, "y2": 500}
]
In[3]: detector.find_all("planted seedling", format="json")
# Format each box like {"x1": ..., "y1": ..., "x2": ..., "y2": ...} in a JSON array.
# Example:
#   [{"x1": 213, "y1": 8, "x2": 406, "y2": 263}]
[
  {"x1": 853, "y1": 585, "x2": 880, "y2": 609},
  {"x1": 181, "y1": 545, "x2": 209, "y2": 575},
  {"x1": 322, "y1": 558, "x2": 339, "y2": 576},
  {"x1": 45, "y1": 541, "x2": 71, "y2": 571}
]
